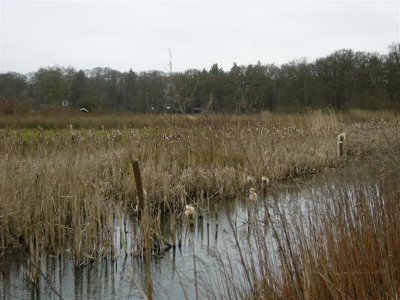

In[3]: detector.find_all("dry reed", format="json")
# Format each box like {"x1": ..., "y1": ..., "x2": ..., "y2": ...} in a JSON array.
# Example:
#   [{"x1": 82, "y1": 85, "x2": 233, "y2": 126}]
[
  {"x1": 0, "y1": 110, "x2": 399, "y2": 272},
  {"x1": 201, "y1": 139, "x2": 400, "y2": 299}
]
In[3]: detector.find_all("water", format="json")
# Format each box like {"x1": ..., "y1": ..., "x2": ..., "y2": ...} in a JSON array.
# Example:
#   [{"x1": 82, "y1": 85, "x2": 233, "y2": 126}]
[
  {"x1": 1, "y1": 196, "x2": 259, "y2": 299},
  {"x1": 1, "y1": 169, "x2": 376, "y2": 299}
]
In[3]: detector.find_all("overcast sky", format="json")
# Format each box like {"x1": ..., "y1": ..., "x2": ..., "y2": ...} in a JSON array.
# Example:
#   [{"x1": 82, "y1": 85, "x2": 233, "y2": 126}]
[{"x1": 1, "y1": 0, "x2": 399, "y2": 74}]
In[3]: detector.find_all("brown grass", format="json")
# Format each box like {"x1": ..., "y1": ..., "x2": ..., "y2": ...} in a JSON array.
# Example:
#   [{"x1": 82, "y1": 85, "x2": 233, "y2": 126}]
[
  {"x1": 0, "y1": 110, "x2": 399, "y2": 272},
  {"x1": 203, "y1": 140, "x2": 400, "y2": 299}
]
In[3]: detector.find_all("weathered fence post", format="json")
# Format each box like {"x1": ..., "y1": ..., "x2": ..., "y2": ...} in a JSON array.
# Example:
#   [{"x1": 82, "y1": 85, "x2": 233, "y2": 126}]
[
  {"x1": 131, "y1": 159, "x2": 152, "y2": 300},
  {"x1": 132, "y1": 159, "x2": 145, "y2": 217},
  {"x1": 337, "y1": 133, "x2": 346, "y2": 158}
]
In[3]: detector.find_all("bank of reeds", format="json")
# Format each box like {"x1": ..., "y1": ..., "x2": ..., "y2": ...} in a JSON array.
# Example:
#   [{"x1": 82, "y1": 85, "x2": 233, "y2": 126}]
[
  {"x1": 202, "y1": 142, "x2": 400, "y2": 299},
  {"x1": 0, "y1": 110, "x2": 399, "y2": 271}
]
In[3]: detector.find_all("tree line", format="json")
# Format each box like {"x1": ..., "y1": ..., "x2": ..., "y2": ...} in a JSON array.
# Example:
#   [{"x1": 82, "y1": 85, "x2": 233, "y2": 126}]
[{"x1": 1, "y1": 43, "x2": 399, "y2": 113}]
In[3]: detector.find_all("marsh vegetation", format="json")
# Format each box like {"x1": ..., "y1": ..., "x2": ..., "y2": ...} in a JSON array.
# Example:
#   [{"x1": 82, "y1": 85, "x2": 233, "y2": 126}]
[{"x1": 1, "y1": 110, "x2": 399, "y2": 299}]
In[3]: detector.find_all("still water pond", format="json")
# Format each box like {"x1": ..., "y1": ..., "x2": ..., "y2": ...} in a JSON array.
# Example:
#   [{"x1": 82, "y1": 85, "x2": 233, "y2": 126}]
[{"x1": 1, "y1": 172, "x2": 359, "y2": 299}]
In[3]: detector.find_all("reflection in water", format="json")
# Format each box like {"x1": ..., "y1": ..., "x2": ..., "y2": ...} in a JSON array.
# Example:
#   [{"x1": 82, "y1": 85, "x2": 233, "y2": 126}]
[
  {"x1": 2, "y1": 195, "x2": 264, "y2": 299},
  {"x1": 1, "y1": 172, "x2": 367, "y2": 299}
]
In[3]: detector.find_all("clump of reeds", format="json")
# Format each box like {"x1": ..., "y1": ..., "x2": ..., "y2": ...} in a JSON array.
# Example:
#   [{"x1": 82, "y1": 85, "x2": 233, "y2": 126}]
[{"x1": 205, "y1": 150, "x2": 400, "y2": 299}]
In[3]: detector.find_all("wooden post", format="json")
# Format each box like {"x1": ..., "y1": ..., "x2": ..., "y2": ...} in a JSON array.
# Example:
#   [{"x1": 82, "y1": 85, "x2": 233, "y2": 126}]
[
  {"x1": 337, "y1": 133, "x2": 346, "y2": 158},
  {"x1": 131, "y1": 159, "x2": 152, "y2": 300},
  {"x1": 131, "y1": 160, "x2": 145, "y2": 216},
  {"x1": 338, "y1": 141, "x2": 344, "y2": 157}
]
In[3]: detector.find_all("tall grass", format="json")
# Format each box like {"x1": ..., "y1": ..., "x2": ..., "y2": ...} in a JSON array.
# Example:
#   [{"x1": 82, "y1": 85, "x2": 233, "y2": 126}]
[
  {"x1": 0, "y1": 110, "x2": 399, "y2": 274},
  {"x1": 203, "y1": 141, "x2": 400, "y2": 299}
]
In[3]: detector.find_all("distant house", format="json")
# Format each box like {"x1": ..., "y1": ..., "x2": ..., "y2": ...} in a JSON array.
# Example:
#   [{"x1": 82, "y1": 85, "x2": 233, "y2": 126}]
[
  {"x1": 164, "y1": 106, "x2": 184, "y2": 114},
  {"x1": 192, "y1": 107, "x2": 203, "y2": 114},
  {"x1": 0, "y1": 99, "x2": 16, "y2": 115}
]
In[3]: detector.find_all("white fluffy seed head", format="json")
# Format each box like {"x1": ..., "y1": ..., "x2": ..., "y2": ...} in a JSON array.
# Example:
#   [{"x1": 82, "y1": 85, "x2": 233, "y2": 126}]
[
  {"x1": 337, "y1": 132, "x2": 346, "y2": 142},
  {"x1": 185, "y1": 205, "x2": 195, "y2": 216},
  {"x1": 249, "y1": 188, "x2": 258, "y2": 202},
  {"x1": 261, "y1": 176, "x2": 270, "y2": 186}
]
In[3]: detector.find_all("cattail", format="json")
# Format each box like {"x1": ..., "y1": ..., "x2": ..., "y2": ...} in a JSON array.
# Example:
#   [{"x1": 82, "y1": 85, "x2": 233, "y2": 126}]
[
  {"x1": 261, "y1": 176, "x2": 270, "y2": 197},
  {"x1": 111, "y1": 129, "x2": 122, "y2": 141},
  {"x1": 261, "y1": 176, "x2": 270, "y2": 186},
  {"x1": 337, "y1": 132, "x2": 346, "y2": 142},
  {"x1": 163, "y1": 132, "x2": 169, "y2": 142},
  {"x1": 337, "y1": 132, "x2": 346, "y2": 157},
  {"x1": 185, "y1": 205, "x2": 195, "y2": 217},
  {"x1": 249, "y1": 188, "x2": 258, "y2": 202},
  {"x1": 245, "y1": 175, "x2": 255, "y2": 187}
]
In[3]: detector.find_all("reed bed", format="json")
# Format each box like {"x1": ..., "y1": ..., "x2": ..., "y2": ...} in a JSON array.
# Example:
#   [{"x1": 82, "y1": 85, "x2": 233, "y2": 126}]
[
  {"x1": 200, "y1": 142, "x2": 400, "y2": 299},
  {"x1": 0, "y1": 110, "x2": 399, "y2": 275}
]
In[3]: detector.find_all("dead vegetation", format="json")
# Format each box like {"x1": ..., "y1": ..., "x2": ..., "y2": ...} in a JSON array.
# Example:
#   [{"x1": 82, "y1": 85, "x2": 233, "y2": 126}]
[{"x1": 0, "y1": 110, "x2": 399, "y2": 291}]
